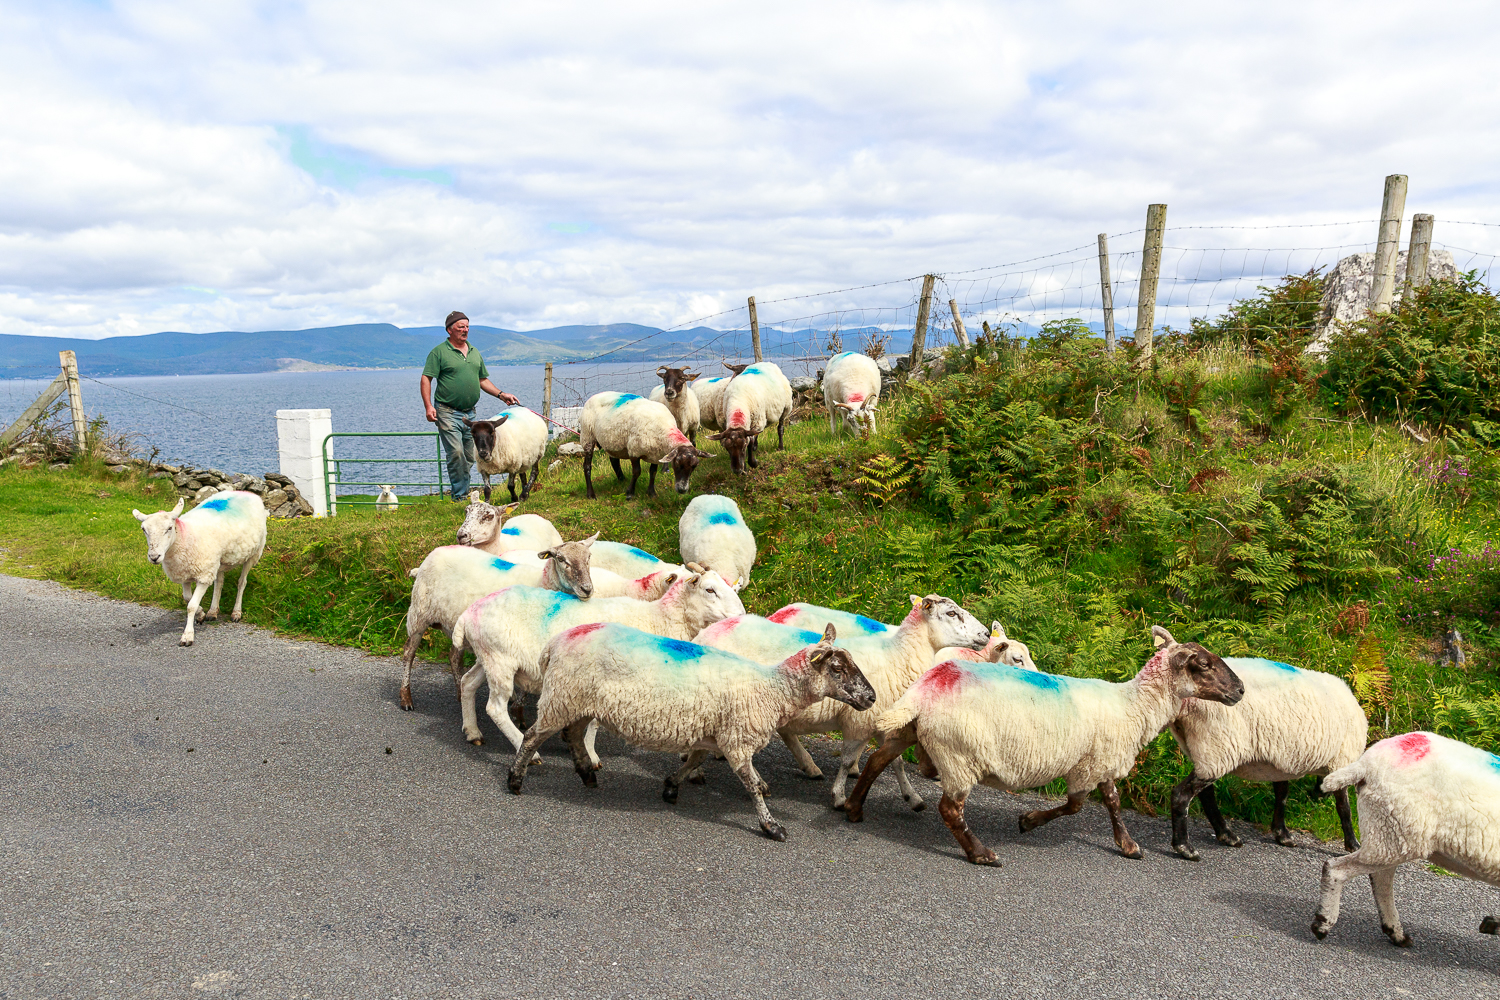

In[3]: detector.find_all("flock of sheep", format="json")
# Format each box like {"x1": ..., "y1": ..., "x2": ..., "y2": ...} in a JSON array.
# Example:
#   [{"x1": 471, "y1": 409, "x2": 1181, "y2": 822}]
[{"x1": 127, "y1": 352, "x2": 1498, "y2": 951}]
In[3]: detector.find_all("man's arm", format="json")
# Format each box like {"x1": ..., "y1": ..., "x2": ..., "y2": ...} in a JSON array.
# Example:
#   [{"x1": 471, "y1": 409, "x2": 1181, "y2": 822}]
[
  {"x1": 481, "y1": 378, "x2": 520, "y2": 407},
  {"x1": 420, "y1": 374, "x2": 437, "y2": 422}
]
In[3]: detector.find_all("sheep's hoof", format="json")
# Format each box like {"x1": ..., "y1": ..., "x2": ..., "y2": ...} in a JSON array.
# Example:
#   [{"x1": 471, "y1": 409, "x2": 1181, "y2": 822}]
[
  {"x1": 590, "y1": 759, "x2": 603, "y2": 771},
  {"x1": 205, "y1": 610, "x2": 218, "y2": 621},
  {"x1": 799, "y1": 769, "x2": 824, "y2": 781},
  {"x1": 687, "y1": 769, "x2": 706, "y2": 785},
  {"x1": 1274, "y1": 831, "x2": 1296, "y2": 847},
  {"x1": 1310, "y1": 917, "x2": 1330, "y2": 940},
  {"x1": 399, "y1": 688, "x2": 413, "y2": 711},
  {"x1": 1120, "y1": 844, "x2": 1143, "y2": 860},
  {"x1": 910, "y1": 799, "x2": 927, "y2": 813},
  {"x1": 1344, "y1": 837, "x2": 1361, "y2": 852},
  {"x1": 576, "y1": 767, "x2": 597, "y2": 788},
  {"x1": 662, "y1": 780, "x2": 679, "y2": 805},
  {"x1": 760, "y1": 820, "x2": 787, "y2": 842},
  {"x1": 230, "y1": 612, "x2": 242, "y2": 622},
  {"x1": 1174, "y1": 844, "x2": 1201, "y2": 862},
  {"x1": 1382, "y1": 925, "x2": 1413, "y2": 948},
  {"x1": 467, "y1": 737, "x2": 483, "y2": 746},
  {"x1": 968, "y1": 850, "x2": 1000, "y2": 866},
  {"x1": 179, "y1": 638, "x2": 194, "y2": 647},
  {"x1": 1018, "y1": 814, "x2": 1039, "y2": 833},
  {"x1": 1217, "y1": 831, "x2": 1243, "y2": 848},
  {"x1": 507, "y1": 772, "x2": 525, "y2": 795},
  {"x1": 1479, "y1": 915, "x2": 1498, "y2": 935},
  {"x1": 844, "y1": 805, "x2": 864, "y2": 823},
  {"x1": 194, "y1": 611, "x2": 206, "y2": 623}
]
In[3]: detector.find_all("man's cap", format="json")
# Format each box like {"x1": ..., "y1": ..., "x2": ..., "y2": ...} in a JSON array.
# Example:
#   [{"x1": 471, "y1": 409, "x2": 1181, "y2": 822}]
[{"x1": 445, "y1": 310, "x2": 469, "y2": 331}]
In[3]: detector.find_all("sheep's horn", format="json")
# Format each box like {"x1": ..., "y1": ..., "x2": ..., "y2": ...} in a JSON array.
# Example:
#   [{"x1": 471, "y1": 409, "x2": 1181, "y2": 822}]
[{"x1": 656, "y1": 366, "x2": 670, "y2": 377}]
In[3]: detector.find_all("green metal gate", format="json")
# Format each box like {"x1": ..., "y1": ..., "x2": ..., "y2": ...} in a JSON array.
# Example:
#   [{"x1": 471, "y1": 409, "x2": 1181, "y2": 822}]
[{"x1": 321, "y1": 431, "x2": 448, "y2": 514}]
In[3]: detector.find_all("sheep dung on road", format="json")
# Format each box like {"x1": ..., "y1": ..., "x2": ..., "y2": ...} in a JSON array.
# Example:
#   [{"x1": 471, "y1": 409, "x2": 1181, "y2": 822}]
[{"x1": 679, "y1": 494, "x2": 755, "y2": 590}]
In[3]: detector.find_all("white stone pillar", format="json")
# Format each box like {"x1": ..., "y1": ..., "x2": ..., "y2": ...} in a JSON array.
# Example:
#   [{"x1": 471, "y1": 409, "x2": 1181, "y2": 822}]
[{"x1": 276, "y1": 408, "x2": 333, "y2": 516}]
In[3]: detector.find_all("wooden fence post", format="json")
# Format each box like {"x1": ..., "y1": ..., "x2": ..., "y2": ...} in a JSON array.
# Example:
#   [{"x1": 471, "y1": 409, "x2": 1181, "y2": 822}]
[
  {"x1": 981, "y1": 320, "x2": 994, "y2": 346},
  {"x1": 908, "y1": 274, "x2": 936, "y2": 375},
  {"x1": 0, "y1": 370, "x2": 68, "y2": 448},
  {"x1": 747, "y1": 296, "x2": 762, "y2": 362},
  {"x1": 59, "y1": 351, "x2": 86, "y2": 453},
  {"x1": 1097, "y1": 233, "x2": 1115, "y2": 353},
  {"x1": 1405, "y1": 213, "x2": 1434, "y2": 293},
  {"x1": 1370, "y1": 174, "x2": 1409, "y2": 314},
  {"x1": 947, "y1": 299, "x2": 969, "y2": 347},
  {"x1": 1134, "y1": 205, "x2": 1167, "y2": 358},
  {"x1": 542, "y1": 361, "x2": 552, "y2": 425}
]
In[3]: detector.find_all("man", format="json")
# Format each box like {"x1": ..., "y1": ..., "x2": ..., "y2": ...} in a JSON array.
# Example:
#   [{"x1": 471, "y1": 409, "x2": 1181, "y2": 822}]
[{"x1": 421, "y1": 311, "x2": 521, "y2": 502}]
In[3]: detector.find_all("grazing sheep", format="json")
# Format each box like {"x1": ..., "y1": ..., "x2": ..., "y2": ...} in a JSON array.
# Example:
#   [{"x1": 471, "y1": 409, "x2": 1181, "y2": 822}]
[
  {"x1": 1311, "y1": 731, "x2": 1500, "y2": 947},
  {"x1": 933, "y1": 623, "x2": 1037, "y2": 671},
  {"x1": 824, "y1": 351, "x2": 881, "y2": 438},
  {"x1": 694, "y1": 375, "x2": 734, "y2": 434},
  {"x1": 649, "y1": 366, "x2": 702, "y2": 444},
  {"x1": 694, "y1": 595, "x2": 990, "y2": 809},
  {"x1": 455, "y1": 501, "x2": 562, "y2": 554},
  {"x1": 578, "y1": 392, "x2": 712, "y2": 498},
  {"x1": 844, "y1": 626, "x2": 1244, "y2": 865},
  {"x1": 766, "y1": 603, "x2": 894, "y2": 636},
  {"x1": 452, "y1": 572, "x2": 745, "y2": 759},
  {"x1": 132, "y1": 493, "x2": 269, "y2": 646},
  {"x1": 376, "y1": 485, "x2": 399, "y2": 511},
  {"x1": 465, "y1": 406, "x2": 549, "y2": 502},
  {"x1": 1168, "y1": 656, "x2": 1367, "y2": 861},
  {"x1": 508, "y1": 622, "x2": 876, "y2": 841},
  {"x1": 679, "y1": 494, "x2": 755, "y2": 590},
  {"x1": 708, "y1": 362, "x2": 793, "y2": 474}
]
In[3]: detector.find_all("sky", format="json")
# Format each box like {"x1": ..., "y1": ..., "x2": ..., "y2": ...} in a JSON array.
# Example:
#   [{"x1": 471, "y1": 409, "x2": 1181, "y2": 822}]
[{"x1": 2, "y1": 0, "x2": 1499, "y2": 340}]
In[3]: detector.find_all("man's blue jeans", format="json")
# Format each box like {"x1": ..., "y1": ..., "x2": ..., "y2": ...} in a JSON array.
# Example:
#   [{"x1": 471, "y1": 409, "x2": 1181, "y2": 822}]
[{"x1": 435, "y1": 404, "x2": 477, "y2": 501}]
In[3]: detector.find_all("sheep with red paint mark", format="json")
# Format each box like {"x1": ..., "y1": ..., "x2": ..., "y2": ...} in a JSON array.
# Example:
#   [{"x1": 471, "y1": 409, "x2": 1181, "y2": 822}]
[
  {"x1": 932, "y1": 622, "x2": 1037, "y2": 671},
  {"x1": 456, "y1": 499, "x2": 563, "y2": 553},
  {"x1": 679, "y1": 494, "x2": 755, "y2": 591},
  {"x1": 578, "y1": 392, "x2": 712, "y2": 498},
  {"x1": 844, "y1": 626, "x2": 1244, "y2": 865},
  {"x1": 508, "y1": 622, "x2": 875, "y2": 841},
  {"x1": 708, "y1": 362, "x2": 793, "y2": 474},
  {"x1": 767, "y1": 603, "x2": 895, "y2": 637},
  {"x1": 823, "y1": 351, "x2": 881, "y2": 438},
  {"x1": 1311, "y1": 731, "x2": 1500, "y2": 947},
  {"x1": 649, "y1": 366, "x2": 702, "y2": 445}
]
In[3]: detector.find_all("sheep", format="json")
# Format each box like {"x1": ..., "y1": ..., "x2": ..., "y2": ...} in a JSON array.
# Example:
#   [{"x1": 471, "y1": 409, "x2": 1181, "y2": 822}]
[
  {"x1": 132, "y1": 492, "x2": 269, "y2": 646},
  {"x1": 455, "y1": 500, "x2": 564, "y2": 554},
  {"x1": 465, "y1": 406, "x2": 549, "y2": 503},
  {"x1": 376, "y1": 485, "x2": 399, "y2": 511},
  {"x1": 452, "y1": 572, "x2": 746, "y2": 761},
  {"x1": 1311, "y1": 731, "x2": 1500, "y2": 947},
  {"x1": 766, "y1": 603, "x2": 895, "y2": 636},
  {"x1": 824, "y1": 351, "x2": 881, "y2": 438},
  {"x1": 648, "y1": 366, "x2": 702, "y2": 444},
  {"x1": 502, "y1": 537, "x2": 688, "y2": 582},
  {"x1": 1167, "y1": 655, "x2": 1367, "y2": 862},
  {"x1": 693, "y1": 375, "x2": 734, "y2": 434},
  {"x1": 933, "y1": 622, "x2": 1037, "y2": 671},
  {"x1": 693, "y1": 594, "x2": 990, "y2": 810},
  {"x1": 679, "y1": 494, "x2": 755, "y2": 590},
  {"x1": 578, "y1": 392, "x2": 712, "y2": 498},
  {"x1": 708, "y1": 362, "x2": 793, "y2": 474},
  {"x1": 843, "y1": 626, "x2": 1244, "y2": 865}
]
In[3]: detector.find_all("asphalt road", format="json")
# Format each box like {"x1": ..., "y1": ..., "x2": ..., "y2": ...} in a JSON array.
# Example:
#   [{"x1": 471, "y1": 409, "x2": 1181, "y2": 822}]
[{"x1": 1, "y1": 574, "x2": 1495, "y2": 999}]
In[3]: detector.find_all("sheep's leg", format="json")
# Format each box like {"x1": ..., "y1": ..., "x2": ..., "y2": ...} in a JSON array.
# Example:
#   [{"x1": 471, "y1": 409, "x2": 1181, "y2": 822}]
[
  {"x1": 1480, "y1": 915, "x2": 1499, "y2": 935},
  {"x1": 829, "y1": 736, "x2": 868, "y2": 809},
  {"x1": 1312, "y1": 851, "x2": 1392, "y2": 941},
  {"x1": 206, "y1": 568, "x2": 225, "y2": 620},
  {"x1": 747, "y1": 435, "x2": 759, "y2": 469},
  {"x1": 828, "y1": 408, "x2": 838, "y2": 435},
  {"x1": 508, "y1": 693, "x2": 527, "y2": 730},
  {"x1": 1270, "y1": 781, "x2": 1295, "y2": 846},
  {"x1": 914, "y1": 740, "x2": 939, "y2": 779},
  {"x1": 688, "y1": 428, "x2": 697, "y2": 446},
  {"x1": 778, "y1": 730, "x2": 823, "y2": 779},
  {"x1": 181, "y1": 581, "x2": 193, "y2": 604},
  {"x1": 1333, "y1": 788, "x2": 1360, "y2": 851},
  {"x1": 507, "y1": 472, "x2": 518, "y2": 504},
  {"x1": 480, "y1": 672, "x2": 538, "y2": 763},
  {"x1": 458, "y1": 662, "x2": 488, "y2": 744},
  {"x1": 564, "y1": 719, "x2": 597, "y2": 788},
  {"x1": 724, "y1": 746, "x2": 785, "y2": 841},
  {"x1": 891, "y1": 756, "x2": 926, "y2": 812},
  {"x1": 1100, "y1": 780, "x2": 1143, "y2": 859},
  {"x1": 1198, "y1": 784, "x2": 1242, "y2": 847},
  {"x1": 179, "y1": 581, "x2": 211, "y2": 646},
  {"x1": 939, "y1": 790, "x2": 998, "y2": 866},
  {"x1": 399, "y1": 624, "x2": 426, "y2": 711},
  {"x1": 1018, "y1": 788, "x2": 1088, "y2": 833},
  {"x1": 1370, "y1": 865, "x2": 1411, "y2": 947},
  {"x1": 609, "y1": 456, "x2": 625, "y2": 481},
  {"x1": 664, "y1": 749, "x2": 712, "y2": 804},
  {"x1": 230, "y1": 562, "x2": 252, "y2": 622},
  {"x1": 626, "y1": 458, "x2": 641, "y2": 499},
  {"x1": 582, "y1": 718, "x2": 601, "y2": 769},
  {"x1": 777, "y1": 410, "x2": 787, "y2": 449},
  {"x1": 482, "y1": 474, "x2": 492, "y2": 503},
  {"x1": 1170, "y1": 774, "x2": 1218, "y2": 861},
  {"x1": 843, "y1": 726, "x2": 916, "y2": 823},
  {"x1": 646, "y1": 462, "x2": 657, "y2": 497},
  {"x1": 583, "y1": 448, "x2": 598, "y2": 498},
  {"x1": 508, "y1": 720, "x2": 569, "y2": 794},
  {"x1": 524, "y1": 461, "x2": 538, "y2": 498}
]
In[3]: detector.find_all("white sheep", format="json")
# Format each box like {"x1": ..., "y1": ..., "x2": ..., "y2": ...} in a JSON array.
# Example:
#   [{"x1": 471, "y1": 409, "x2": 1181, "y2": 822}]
[
  {"x1": 466, "y1": 406, "x2": 549, "y2": 503},
  {"x1": 823, "y1": 351, "x2": 881, "y2": 438},
  {"x1": 708, "y1": 362, "x2": 793, "y2": 474},
  {"x1": 679, "y1": 494, "x2": 755, "y2": 590},
  {"x1": 648, "y1": 366, "x2": 702, "y2": 445},
  {"x1": 502, "y1": 539, "x2": 687, "y2": 582},
  {"x1": 452, "y1": 572, "x2": 746, "y2": 760},
  {"x1": 693, "y1": 595, "x2": 990, "y2": 810},
  {"x1": 508, "y1": 622, "x2": 876, "y2": 840},
  {"x1": 132, "y1": 492, "x2": 268, "y2": 646},
  {"x1": 932, "y1": 622, "x2": 1037, "y2": 671},
  {"x1": 376, "y1": 485, "x2": 399, "y2": 511},
  {"x1": 694, "y1": 375, "x2": 734, "y2": 434},
  {"x1": 1311, "y1": 731, "x2": 1500, "y2": 947},
  {"x1": 455, "y1": 500, "x2": 562, "y2": 553},
  {"x1": 578, "y1": 392, "x2": 712, "y2": 498},
  {"x1": 1167, "y1": 656, "x2": 1367, "y2": 861},
  {"x1": 843, "y1": 626, "x2": 1244, "y2": 865},
  {"x1": 765, "y1": 603, "x2": 895, "y2": 636}
]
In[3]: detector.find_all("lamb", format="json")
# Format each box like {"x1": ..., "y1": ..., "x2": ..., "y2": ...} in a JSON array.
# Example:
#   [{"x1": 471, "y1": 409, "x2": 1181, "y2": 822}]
[
  {"x1": 132, "y1": 492, "x2": 269, "y2": 646},
  {"x1": 933, "y1": 622, "x2": 1037, "y2": 671},
  {"x1": 455, "y1": 500, "x2": 563, "y2": 553},
  {"x1": 693, "y1": 375, "x2": 734, "y2": 434},
  {"x1": 823, "y1": 351, "x2": 881, "y2": 438},
  {"x1": 508, "y1": 622, "x2": 876, "y2": 840},
  {"x1": 465, "y1": 406, "x2": 548, "y2": 502},
  {"x1": 1311, "y1": 731, "x2": 1500, "y2": 947},
  {"x1": 707, "y1": 362, "x2": 793, "y2": 474},
  {"x1": 693, "y1": 595, "x2": 990, "y2": 810},
  {"x1": 1167, "y1": 655, "x2": 1367, "y2": 861},
  {"x1": 766, "y1": 603, "x2": 894, "y2": 636},
  {"x1": 679, "y1": 494, "x2": 755, "y2": 590},
  {"x1": 376, "y1": 485, "x2": 399, "y2": 511},
  {"x1": 452, "y1": 572, "x2": 745, "y2": 759},
  {"x1": 843, "y1": 626, "x2": 1244, "y2": 865},
  {"x1": 648, "y1": 366, "x2": 702, "y2": 444},
  {"x1": 578, "y1": 391, "x2": 712, "y2": 498}
]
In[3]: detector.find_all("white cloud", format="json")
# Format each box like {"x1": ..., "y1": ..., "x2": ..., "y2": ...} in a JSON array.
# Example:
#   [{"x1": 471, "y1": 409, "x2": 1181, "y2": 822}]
[{"x1": 1, "y1": 0, "x2": 1497, "y2": 340}]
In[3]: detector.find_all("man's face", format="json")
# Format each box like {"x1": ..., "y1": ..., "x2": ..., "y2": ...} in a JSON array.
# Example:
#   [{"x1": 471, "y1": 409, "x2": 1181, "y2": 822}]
[{"x1": 449, "y1": 319, "x2": 470, "y2": 344}]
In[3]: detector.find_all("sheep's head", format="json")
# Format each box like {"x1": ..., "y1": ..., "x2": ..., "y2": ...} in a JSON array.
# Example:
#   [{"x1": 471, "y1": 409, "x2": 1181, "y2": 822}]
[
  {"x1": 463, "y1": 415, "x2": 504, "y2": 462},
  {"x1": 132, "y1": 498, "x2": 186, "y2": 565},
  {"x1": 456, "y1": 500, "x2": 521, "y2": 546},
  {"x1": 658, "y1": 444, "x2": 713, "y2": 493},
  {"x1": 674, "y1": 570, "x2": 746, "y2": 631},
  {"x1": 1150, "y1": 626, "x2": 1243, "y2": 705},
  {"x1": 706, "y1": 428, "x2": 753, "y2": 474},
  {"x1": 684, "y1": 560, "x2": 743, "y2": 592},
  {"x1": 910, "y1": 594, "x2": 990, "y2": 651},
  {"x1": 833, "y1": 400, "x2": 876, "y2": 438},
  {"x1": 634, "y1": 569, "x2": 680, "y2": 600},
  {"x1": 538, "y1": 532, "x2": 600, "y2": 599},
  {"x1": 656, "y1": 366, "x2": 699, "y2": 401},
  {"x1": 987, "y1": 637, "x2": 1038, "y2": 671},
  {"x1": 803, "y1": 624, "x2": 877, "y2": 710}
]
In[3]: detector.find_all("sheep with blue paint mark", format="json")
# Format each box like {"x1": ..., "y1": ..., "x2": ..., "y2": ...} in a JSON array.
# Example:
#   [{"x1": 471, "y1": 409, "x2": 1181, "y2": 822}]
[
  {"x1": 1167, "y1": 652, "x2": 1367, "y2": 861},
  {"x1": 766, "y1": 603, "x2": 894, "y2": 636},
  {"x1": 465, "y1": 406, "x2": 549, "y2": 503},
  {"x1": 823, "y1": 351, "x2": 881, "y2": 438},
  {"x1": 844, "y1": 626, "x2": 1244, "y2": 865},
  {"x1": 708, "y1": 362, "x2": 793, "y2": 474},
  {"x1": 693, "y1": 375, "x2": 734, "y2": 434},
  {"x1": 579, "y1": 391, "x2": 712, "y2": 498},
  {"x1": 679, "y1": 494, "x2": 755, "y2": 591},
  {"x1": 502, "y1": 540, "x2": 688, "y2": 582},
  {"x1": 456, "y1": 500, "x2": 563, "y2": 554},
  {"x1": 933, "y1": 622, "x2": 1037, "y2": 672},
  {"x1": 132, "y1": 492, "x2": 268, "y2": 646},
  {"x1": 452, "y1": 572, "x2": 745, "y2": 762},
  {"x1": 693, "y1": 595, "x2": 989, "y2": 810},
  {"x1": 1312, "y1": 731, "x2": 1500, "y2": 947},
  {"x1": 649, "y1": 366, "x2": 702, "y2": 444},
  {"x1": 509, "y1": 622, "x2": 875, "y2": 841}
]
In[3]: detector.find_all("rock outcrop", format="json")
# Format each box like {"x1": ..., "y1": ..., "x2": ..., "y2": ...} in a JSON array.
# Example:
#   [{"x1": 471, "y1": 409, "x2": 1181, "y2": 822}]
[{"x1": 1310, "y1": 249, "x2": 1458, "y2": 352}]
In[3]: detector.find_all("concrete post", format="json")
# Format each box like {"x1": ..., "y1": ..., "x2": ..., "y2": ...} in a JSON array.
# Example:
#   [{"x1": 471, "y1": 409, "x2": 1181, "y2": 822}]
[{"x1": 277, "y1": 408, "x2": 333, "y2": 516}]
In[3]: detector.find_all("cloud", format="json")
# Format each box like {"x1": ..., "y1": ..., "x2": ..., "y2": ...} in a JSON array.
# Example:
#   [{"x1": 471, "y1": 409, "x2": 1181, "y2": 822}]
[{"x1": 1, "y1": 0, "x2": 1497, "y2": 340}]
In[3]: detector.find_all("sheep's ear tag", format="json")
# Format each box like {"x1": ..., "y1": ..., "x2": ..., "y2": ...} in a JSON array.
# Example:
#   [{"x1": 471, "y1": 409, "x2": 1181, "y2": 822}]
[
  {"x1": 502, "y1": 502, "x2": 520, "y2": 514},
  {"x1": 1152, "y1": 625, "x2": 1176, "y2": 649},
  {"x1": 990, "y1": 622, "x2": 1006, "y2": 639},
  {"x1": 909, "y1": 595, "x2": 921, "y2": 608},
  {"x1": 821, "y1": 623, "x2": 837, "y2": 643},
  {"x1": 132, "y1": 509, "x2": 147, "y2": 522}
]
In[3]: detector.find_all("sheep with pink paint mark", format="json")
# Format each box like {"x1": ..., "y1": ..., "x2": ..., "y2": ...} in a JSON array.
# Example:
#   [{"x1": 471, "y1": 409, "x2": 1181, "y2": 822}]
[
  {"x1": 708, "y1": 362, "x2": 793, "y2": 474},
  {"x1": 1311, "y1": 731, "x2": 1500, "y2": 947},
  {"x1": 508, "y1": 622, "x2": 875, "y2": 841},
  {"x1": 649, "y1": 366, "x2": 702, "y2": 444},
  {"x1": 767, "y1": 603, "x2": 894, "y2": 637},
  {"x1": 132, "y1": 492, "x2": 268, "y2": 646},
  {"x1": 823, "y1": 351, "x2": 881, "y2": 438},
  {"x1": 579, "y1": 392, "x2": 712, "y2": 498}
]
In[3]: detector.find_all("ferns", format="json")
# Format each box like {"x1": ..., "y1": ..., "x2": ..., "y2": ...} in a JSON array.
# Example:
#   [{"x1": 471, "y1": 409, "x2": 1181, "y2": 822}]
[
  {"x1": 1347, "y1": 636, "x2": 1392, "y2": 719},
  {"x1": 1431, "y1": 687, "x2": 1500, "y2": 754},
  {"x1": 857, "y1": 454, "x2": 913, "y2": 506}
]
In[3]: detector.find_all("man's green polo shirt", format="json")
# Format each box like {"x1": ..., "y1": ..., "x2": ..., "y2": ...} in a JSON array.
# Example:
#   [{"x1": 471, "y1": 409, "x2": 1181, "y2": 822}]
[{"x1": 422, "y1": 340, "x2": 489, "y2": 411}]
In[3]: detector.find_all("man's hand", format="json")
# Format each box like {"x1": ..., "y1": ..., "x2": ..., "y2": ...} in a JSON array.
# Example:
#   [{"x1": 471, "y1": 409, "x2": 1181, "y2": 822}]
[
  {"x1": 496, "y1": 392, "x2": 521, "y2": 406},
  {"x1": 425, "y1": 406, "x2": 438, "y2": 423}
]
